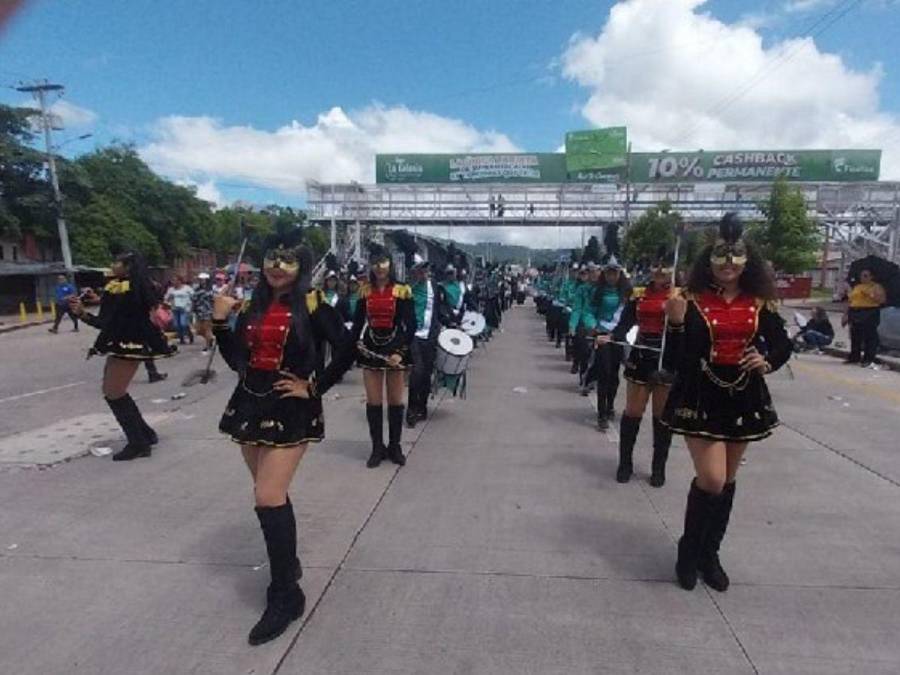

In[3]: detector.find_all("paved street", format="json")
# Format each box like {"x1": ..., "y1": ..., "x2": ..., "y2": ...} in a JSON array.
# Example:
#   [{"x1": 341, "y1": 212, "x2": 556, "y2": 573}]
[{"x1": 2, "y1": 304, "x2": 900, "y2": 674}]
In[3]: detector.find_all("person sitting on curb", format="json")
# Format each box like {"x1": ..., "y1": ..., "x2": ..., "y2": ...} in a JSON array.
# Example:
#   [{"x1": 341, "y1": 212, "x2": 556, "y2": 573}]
[{"x1": 794, "y1": 307, "x2": 834, "y2": 353}]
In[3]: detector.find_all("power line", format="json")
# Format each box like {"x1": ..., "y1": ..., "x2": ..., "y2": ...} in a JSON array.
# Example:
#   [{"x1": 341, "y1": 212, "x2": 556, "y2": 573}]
[{"x1": 680, "y1": 0, "x2": 864, "y2": 143}]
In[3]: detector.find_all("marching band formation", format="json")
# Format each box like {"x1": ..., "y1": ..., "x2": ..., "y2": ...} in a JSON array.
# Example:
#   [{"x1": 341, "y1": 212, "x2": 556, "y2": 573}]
[{"x1": 68, "y1": 213, "x2": 790, "y2": 645}]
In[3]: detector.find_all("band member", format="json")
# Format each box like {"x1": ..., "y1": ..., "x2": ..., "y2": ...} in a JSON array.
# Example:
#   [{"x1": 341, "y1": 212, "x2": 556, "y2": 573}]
[
  {"x1": 440, "y1": 263, "x2": 466, "y2": 326},
  {"x1": 662, "y1": 214, "x2": 791, "y2": 593},
  {"x1": 212, "y1": 230, "x2": 352, "y2": 645},
  {"x1": 68, "y1": 252, "x2": 175, "y2": 461},
  {"x1": 352, "y1": 246, "x2": 416, "y2": 468},
  {"x1": 321, "y1": 270, "x2": 341, "y2": 308},
  {"x1": 605, "y1": 258, "x2": 675, "y2": 485},
  {"x1": 558, "y1": 262, "x2": 578, "y2": 354},
  {"x1": 406, "y1": 254, "x2": 451, "y2": 427},
  {"x1": 568, "y1": 264, "x2": 594, "y2": 376},
  {"x1": 589, "y1": 256, "x2": 631, "y2": 430}
]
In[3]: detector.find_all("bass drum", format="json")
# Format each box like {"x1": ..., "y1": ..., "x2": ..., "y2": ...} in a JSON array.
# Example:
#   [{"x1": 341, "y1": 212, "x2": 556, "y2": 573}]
[
  {"x1": 460, "y1": 311, "x2": 486, "y2": 338},
  {"x1": 435, "y1": 328, "x2": 474, "y2": 376}
]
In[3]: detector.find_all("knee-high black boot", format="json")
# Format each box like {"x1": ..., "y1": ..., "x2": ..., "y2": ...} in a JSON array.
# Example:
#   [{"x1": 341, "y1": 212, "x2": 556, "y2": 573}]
[
  {"x1": 676, "y1": 479, "x2": 719, "y2": 590},
  {"x1": 249, "y1": 503, "x2": 305, "y2": 646},
  {"x1": 366, "y1": 405, "x2": 386, "y2": 468},
  {"x1": 699, "y1": 481, "x2": 736, "y2": 592},
  {"x1": 285, "y1": 495, "x2": 302, "y2": 580},
  {"x1": 105, "y1": 395, "x2": 152, "y2": 462},
  {"x1": 121, "y1": 394, "x2": 158, "y2": 445},
  {"x1": 649, "y1": 418, "x2": 672, "y2": 488},
  {"x1": 386, "y1": 405, "x2": 406, "y2": 466},
  {"x1": 617, "y1": 415, "x2": 641, "y2": 483}
]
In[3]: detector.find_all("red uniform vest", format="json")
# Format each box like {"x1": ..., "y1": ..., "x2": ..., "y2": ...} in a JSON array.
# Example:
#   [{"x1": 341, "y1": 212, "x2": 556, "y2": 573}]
[
  {"x1": 695, "y1": 291, "x2": 758, "y2": 366},
  {"x1": 366, "y1": 285, "x2": 397, "y2": 330},
  {"x1": 245, "y1": 302, "x2": 292, "y2": 371},
  {"x1": 636, "y1": 286, "x2": 668, "y2": 336}
]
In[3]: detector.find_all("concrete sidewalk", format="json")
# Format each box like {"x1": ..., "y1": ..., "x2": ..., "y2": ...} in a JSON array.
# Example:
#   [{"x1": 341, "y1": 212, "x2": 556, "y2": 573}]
[{"x1": 2, "y1": 305, "x2": 900, "y2": 674}]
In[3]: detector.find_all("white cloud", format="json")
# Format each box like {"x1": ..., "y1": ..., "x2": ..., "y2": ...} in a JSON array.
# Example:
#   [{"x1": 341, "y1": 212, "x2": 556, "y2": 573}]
[
  {"x1": 178, "y1": 179, "x2": 225, "y2": 208},
  {"x1": 49, "y1": 99, "x2": 98, "y2": 128},
  {"x1": 562, "y1": 0, "x2": 900, "y2": 178},
  {"x1": 139, "y1": 104, "x2": 519, "y2": 196},
  {"x1": 783, "y1": 0, "x2": 836, "y2": 13}
]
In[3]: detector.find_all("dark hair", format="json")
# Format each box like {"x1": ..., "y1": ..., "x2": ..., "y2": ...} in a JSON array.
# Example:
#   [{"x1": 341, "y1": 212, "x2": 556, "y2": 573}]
[
  {"x1": 246, "y1": 256, "x2": 317, "y2": 371},
  {"x1": 686, "y1": 242, "x2": 777, "y2": 301},
  {"x1": 117, "y1": 252, "x2": 158, "y2": 310},
  {"x1": 369, "y1": 260, "x2": 396, "y2": 286},
  {"x1": 592, "y1": 269, "x2": 632, "y2": 306}
]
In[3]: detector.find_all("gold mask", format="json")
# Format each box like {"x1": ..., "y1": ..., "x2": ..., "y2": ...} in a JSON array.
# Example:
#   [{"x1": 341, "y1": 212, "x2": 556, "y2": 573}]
[
  {"x1": 710, "y1": 241, "x2": 747, "y2": 267},
  {"x1": 263, "y1": 247, "x2": 300, "y2": 273}
]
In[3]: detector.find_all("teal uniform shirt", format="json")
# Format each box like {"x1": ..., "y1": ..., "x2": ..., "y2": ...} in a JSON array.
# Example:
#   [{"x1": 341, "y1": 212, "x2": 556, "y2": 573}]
[
  {"x1": 442, "y1": 280, "x2": 462, "y2": 311},
  {"x1": 569, "y1": 281, "x2": 599, "y2": 333},
  {"x1": 412, "y1": 281, "x2": 428, "y2": 327},
  {"x1": 595, "y1": 287, "x2": 624, "y2": 332}
]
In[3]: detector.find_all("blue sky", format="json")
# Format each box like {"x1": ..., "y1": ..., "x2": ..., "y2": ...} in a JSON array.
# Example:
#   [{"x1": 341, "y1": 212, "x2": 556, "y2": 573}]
[{"x1": 2, "y1": 0, "x2": 899, "y2": 218}]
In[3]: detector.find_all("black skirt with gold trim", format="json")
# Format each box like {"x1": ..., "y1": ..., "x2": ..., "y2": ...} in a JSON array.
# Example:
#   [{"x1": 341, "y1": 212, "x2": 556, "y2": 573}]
[
  {"x1": 219, "y1": 369, "x2": 324, "y2": 447},
  {"x1": 356, "y1": 327, "x2": 412, "y2": 370},
  {"x1": 661, "y1": 362, "x2": 778, "y2": 441}
]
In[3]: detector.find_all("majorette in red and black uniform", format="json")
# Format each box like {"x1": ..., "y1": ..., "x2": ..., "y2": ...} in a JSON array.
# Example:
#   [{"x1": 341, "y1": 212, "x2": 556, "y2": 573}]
[
  {"x1": 614, "y1": 283, "x2": 672, "y2": 386},
  {"x1": 214, "y1": 287, "x2": 352, "y2": 448},
  {"x1": 351, "y1": 278, "x2": 416, "y2": 371},
  {"x1": 662, "y1": 283, "x2": 792, "y2": 442}
]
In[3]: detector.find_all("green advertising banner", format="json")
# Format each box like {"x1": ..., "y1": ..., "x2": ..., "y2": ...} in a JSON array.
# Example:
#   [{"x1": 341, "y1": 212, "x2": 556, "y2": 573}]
[
  {"x1": 376, "y1": 149, "x2": 881, "y2": 184},
  {"x1": 565, "y1": 127, "x2": 628, "y2": 173},
  {"x1": 376, "y1": 153, "x2": 570, "y2": 183},
  {"x1": 627, "y1": 149, "x2": 881, "y2": 183}
]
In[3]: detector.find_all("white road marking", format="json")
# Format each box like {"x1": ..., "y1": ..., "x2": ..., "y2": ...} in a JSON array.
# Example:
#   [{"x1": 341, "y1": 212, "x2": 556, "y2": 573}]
[{"x1": 0, "y1": 381, "x2": 86, "y2": 404}]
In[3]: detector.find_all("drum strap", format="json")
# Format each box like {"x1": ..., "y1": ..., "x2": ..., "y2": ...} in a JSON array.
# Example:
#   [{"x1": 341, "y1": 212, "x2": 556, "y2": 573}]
[{"x1": 415, "y1": 281, "x2": 435, "y2": 339}]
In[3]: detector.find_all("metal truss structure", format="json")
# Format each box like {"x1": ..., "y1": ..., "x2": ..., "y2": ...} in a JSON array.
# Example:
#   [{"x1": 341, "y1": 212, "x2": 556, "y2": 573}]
[{"x1": 307, "y1": 180, "x2": 900, "y2": 266}]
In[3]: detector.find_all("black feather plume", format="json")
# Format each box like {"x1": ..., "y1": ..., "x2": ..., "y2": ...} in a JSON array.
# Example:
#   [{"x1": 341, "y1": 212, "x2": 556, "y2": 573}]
[{"x1": 719, "y1": 212, "x2": 743, "y2": 244}]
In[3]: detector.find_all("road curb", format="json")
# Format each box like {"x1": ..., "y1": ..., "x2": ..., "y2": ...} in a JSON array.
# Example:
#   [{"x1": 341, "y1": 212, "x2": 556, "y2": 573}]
[
  {"x1": 0, "y1": 319, "x2": 54, "y2": 335},
  {"x1": 821, "y1": 345, "x2": 900, "y2": 372}
]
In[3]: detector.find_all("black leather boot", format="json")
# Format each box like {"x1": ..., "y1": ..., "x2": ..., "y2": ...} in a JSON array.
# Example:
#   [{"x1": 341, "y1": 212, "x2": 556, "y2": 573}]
[
  {"x1": 617, "y1": 415, "x2": 640, "y2": 483},
  {"x1": 285, "y1": 495, "x2": 302, "y2": 580},
  {"x1": 386, "y1": 405, "x2": 406, "y2": 466},
  {"x1": 676, "y1": 480, "x2": 719, "y2": 590},
  {"x1": 121, "y1": 394, "x2": 158, "y2": 446},
  {"x1": 249, "y1": 503, "x2": 305, "y2": 646},
  {"x1": 699, "y1": 481, "x2": 736, "y2": 592},
  {"x1": 366, "y1": 405, "x2": 386, "y2": 468},
  {"x1": 105, "y1": 395, "x2": 152, "y2": 461},
  {"x1": 649, "y1": 418, "x2": 672, "y2": 488}
]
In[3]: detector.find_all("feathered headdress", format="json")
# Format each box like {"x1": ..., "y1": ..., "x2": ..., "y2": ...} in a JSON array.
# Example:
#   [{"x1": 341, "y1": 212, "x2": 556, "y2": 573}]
[
  {"x1": 261, "y1": 227, "x2": 313, "y2": 273},
  {"x1": 718, "y1": 212, "x2": 744, "y2": 244}
]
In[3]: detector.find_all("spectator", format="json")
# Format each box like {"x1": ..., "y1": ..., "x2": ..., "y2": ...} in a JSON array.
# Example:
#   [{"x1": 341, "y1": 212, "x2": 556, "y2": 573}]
[
  {"x1": 193, "y1": 273, "x2": 215, "y2": 354},
  {"x1": 842, "y1": 268, "x2": 886, "y2": 367},
  {"x1": 49, "y1": 274, "x2": 79, "y2": 333},
  {"x1": 795, "y1": 307, "x2": 834, "y2": 353},
  {"x1": 165, "y1": 275, "x2": 195, "y2": 345}
]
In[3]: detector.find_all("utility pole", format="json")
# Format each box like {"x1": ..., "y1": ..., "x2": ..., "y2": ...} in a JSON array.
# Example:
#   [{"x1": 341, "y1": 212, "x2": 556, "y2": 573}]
[{"x1": 17, "y1": 81, "x2": 73, "y2": 276}]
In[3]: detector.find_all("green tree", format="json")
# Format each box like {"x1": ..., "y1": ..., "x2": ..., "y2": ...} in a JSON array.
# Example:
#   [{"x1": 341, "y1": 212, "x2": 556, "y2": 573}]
[
  {"x1": 69, "y1": 195, "x2": 162, "y2": 266},
  {"x1": 753, "y1": 177, "x2": 820, "y2": 273},
  {"x1": 622, "y1": 201, "x2": 682, "y2": 268}
]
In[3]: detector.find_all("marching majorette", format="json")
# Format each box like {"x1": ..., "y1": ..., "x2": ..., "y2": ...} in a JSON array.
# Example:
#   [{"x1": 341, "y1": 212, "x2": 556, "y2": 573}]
[
  {"x1": 605, "y1": 254, "x2": 676, "y2": 486},
  {"x1": 406, "y1": 253, "x2": 452, "y2": 427},
  {"x1": 68, "y1": 251, "x2": 176, "y2": 462},
  {"x1": 351, "y1": 244, "x2": 416, "y2": 468},
  {"x1": 662, "y1": 213, "x2": 792, "y2": 593},
  {"x1": 211, "y1": 230, "x2": 353, "y2": 645},
  {"x1": 568, "y1": 263, "x2": 595, "y2": 376}
]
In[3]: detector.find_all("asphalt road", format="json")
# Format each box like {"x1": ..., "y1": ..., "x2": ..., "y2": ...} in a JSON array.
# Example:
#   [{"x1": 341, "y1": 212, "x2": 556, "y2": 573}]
[{"x1": 1, "y1": 304, "x2": 900, "y2": 674}]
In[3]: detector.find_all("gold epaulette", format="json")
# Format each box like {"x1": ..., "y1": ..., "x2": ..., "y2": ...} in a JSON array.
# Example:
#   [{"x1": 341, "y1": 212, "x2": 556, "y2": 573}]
[
  {"x1": 758, "y1": 298, "x2": 779, "y2": 312},
  {"x1": 306, "y1": 289, "x2": 322, "y2": 313},
  {"x1": 239, "y1": 300, "x2": 252, "y2": 313},
  {"x1": 104, "y1": 279, "x2": 130, "y2": 294},
  {"x1": 358, "y1": 283, "x2": 372, "y2": 299},
  {"x1": 392, "y1": 284, "x2": 412, "y2": 300}
]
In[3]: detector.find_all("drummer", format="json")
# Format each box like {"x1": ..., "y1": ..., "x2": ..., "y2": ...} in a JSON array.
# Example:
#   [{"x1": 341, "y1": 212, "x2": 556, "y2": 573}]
[
  {"x1": 440, "y1": 263, "x2": 467, "y2": 326},
  {"x1": 407, "y1": 253, "x2": 452, "y2": 428}
]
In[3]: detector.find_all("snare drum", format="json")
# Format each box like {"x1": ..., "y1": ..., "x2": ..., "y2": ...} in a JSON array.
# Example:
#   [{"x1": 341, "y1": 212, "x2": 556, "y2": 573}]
[
  {"x1": 435, "y1": 329, "x2": 474, "y2": 376},
  {"x1": 461, "y1": 311, "x2": 486, "y2": 338}
]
